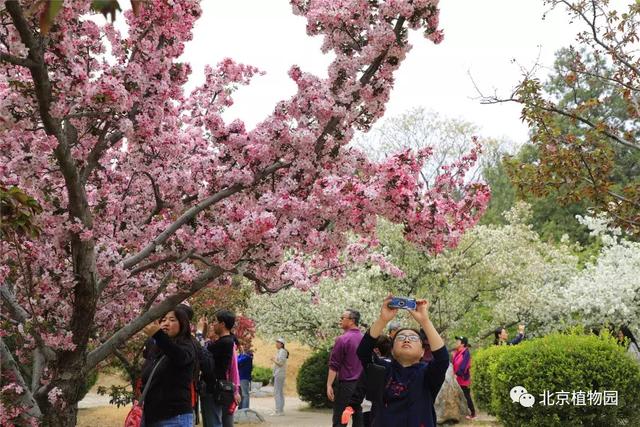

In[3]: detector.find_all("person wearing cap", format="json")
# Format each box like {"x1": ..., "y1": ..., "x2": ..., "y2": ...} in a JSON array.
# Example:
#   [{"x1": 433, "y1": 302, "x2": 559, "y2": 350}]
[
  {"x1": 328, "y1": 308, "x2": 364, "y2": 427},
  {"x1": 271, "y1": 338, "x2": 289, "y2": 415},
  {"x1": 453, "y1": 336, "x2": 476, "y2": 420}
]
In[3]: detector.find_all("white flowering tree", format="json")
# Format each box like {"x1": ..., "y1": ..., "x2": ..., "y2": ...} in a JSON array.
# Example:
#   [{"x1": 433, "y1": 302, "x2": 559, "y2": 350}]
[
  {"x1": 419, "y1": 202, "x2": 579, "y2": 341},
  {"x1": 529, "y1": 215, "x2": 640, "y2": 336},
  {"x1": 248, "y1": 267, "x2": 393, "y2": 348},
  {"x1": 250, "y1": 203, "x2": 586, "y2": 346}
]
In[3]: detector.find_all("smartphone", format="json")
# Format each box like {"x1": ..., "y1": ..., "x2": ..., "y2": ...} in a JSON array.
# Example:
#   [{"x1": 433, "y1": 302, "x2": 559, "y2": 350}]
[{"x1": 388, "y1": 297, "x2": 417, "y2": 310}]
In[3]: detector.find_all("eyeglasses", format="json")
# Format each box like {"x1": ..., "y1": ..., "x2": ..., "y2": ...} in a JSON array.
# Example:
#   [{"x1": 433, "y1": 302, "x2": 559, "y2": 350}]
[{"x1": 396, "y1": 334, "x2": 421, "y2": 343}]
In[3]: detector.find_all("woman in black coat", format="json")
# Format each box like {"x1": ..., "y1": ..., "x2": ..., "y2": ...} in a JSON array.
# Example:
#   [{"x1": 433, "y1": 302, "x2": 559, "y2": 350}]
[{"x1": 141, "y1": 305, "x2": 196, "y2": 427}]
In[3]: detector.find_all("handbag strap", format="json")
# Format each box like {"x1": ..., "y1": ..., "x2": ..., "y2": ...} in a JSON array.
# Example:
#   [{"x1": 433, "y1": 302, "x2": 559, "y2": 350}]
[{"x1": 139, "y1": 355, "x2": 166, "y2": 406}]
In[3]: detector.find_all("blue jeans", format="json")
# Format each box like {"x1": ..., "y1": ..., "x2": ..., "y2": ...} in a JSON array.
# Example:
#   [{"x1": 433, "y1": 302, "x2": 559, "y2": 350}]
[
  {"x1": 240, "y1": 379, "x2": 251, "y2": 409},
  {"x1": 200, "y1": 392, "x2": 223, "y2": 427},
  {"x1": 143, "y1": 412, "x2": 193, "y2": 427}
]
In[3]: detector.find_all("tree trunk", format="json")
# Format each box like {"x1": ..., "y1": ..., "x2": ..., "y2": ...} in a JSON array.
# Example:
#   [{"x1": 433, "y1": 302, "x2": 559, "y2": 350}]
[{"x1": 36, "y1": 375, "x2": 86, "y2": 427}]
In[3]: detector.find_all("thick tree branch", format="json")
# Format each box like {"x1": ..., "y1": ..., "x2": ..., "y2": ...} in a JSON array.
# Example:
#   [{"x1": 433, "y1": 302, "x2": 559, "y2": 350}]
[
  {"x1": 478, "y1": 321, "x2": 519, "y2": 340},
  {"x1": 0, "y1": 51, "x2": 35, "y2": 67},
  {"x1": 123, "y1": 16, "x2": 411, "y2": 272},
  {"x1": 122, "y1": 161, "x2": 287, "y2": 270},
  {"x1": 315, "y1": 17, "x2": 406, "y2": 157},
  {"x1": 0, "y1": 283, "x2": 30, "y2": 322},
  {"x1": 30, "y1": 348, "x2": 45, "y2": 393},
  {"x1": 86, "y1": 265, "x2": 224, "y2": 370},
  {"x1": 142, "y1": 171, "x2": 166, "y2": 224},
  {"x1": 81, "y1": 128, "x2": 122, "y2": 183},
  {"x1": 0, "y1": 337, "x2": 42, "y2": 420},
  {"x1": 0, "y1": 284, "x2": 56, "y2": 361}
]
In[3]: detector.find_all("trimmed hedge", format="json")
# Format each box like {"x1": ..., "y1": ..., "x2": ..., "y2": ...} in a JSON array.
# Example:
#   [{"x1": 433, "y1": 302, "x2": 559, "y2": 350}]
[
  {"x1": 296, "y1": 347, "x2": 332, "y2": 408},
  {"x1": 471, "y1": 344, "x2": 511, "y2": 414},
  {"x1": 474, "y1": 333, "x2": 640, "y2": 427},
  {"x1": 252, "y1": 366, "x2": 273, "y2": 386}
]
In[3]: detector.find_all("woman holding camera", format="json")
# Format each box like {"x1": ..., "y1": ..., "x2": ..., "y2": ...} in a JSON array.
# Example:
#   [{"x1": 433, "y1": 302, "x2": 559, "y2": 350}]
[{"x1": 352, "y1": 295, "x2": 449, "y2": 427}]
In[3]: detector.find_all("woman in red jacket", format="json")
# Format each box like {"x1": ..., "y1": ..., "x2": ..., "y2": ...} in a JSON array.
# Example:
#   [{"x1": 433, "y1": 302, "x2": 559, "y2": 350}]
[{"x1": 452, "y1": 336, "x2": 476, "y2": 420}]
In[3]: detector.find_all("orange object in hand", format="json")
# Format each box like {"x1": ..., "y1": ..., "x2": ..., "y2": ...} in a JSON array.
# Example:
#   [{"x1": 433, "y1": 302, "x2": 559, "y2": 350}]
[{"x1": 341, "y1": 406, "x2": 355, "y2": 424}]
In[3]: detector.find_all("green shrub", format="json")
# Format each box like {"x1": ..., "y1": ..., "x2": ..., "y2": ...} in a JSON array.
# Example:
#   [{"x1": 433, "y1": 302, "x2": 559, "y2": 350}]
[
  {"x1": 296, "y1": 347, "x2": 332, "y2": 408},
  {"x1": 252, "y1": 365, "x2": 273, "y2": 386},
  {"x1": 490, "y1": 333, "x2": 640, "y2": 427},
  {"x1": 472, "y1": 345, "x2": 512, "y2": 414},
  {"x1": 79, "y1": 369, "x2": 99, "y2": 401}
]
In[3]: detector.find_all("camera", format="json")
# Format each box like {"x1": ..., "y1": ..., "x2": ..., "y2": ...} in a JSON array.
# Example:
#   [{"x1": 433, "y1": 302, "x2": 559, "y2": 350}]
[{"x1": 388, "y1": 297, "x2": 417, "y2": 310}]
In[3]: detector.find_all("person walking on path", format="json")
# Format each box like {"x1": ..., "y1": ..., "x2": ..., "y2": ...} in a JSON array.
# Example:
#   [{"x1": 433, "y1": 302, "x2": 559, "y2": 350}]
[
  {"x1": 327, "y1": 309, "x2": 364, "y2": 427},
  {"x1": 271, "y1": 338, "x2": 289, "y2": 415},
  {"x1": 452, "y1": 336, "x2": 476, "y2": 420},
  {"x1": 237, "y1": 345, "x2": 254, "y2": 409},
  {"x1": 354, "y1": 295, "x2": 449, "y2": 427}
]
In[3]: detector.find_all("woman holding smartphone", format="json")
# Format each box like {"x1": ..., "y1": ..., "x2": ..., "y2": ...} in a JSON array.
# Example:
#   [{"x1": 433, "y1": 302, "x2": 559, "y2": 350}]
[{"x1": 350, "y1": 295, "x2": 449, "y2": 427}]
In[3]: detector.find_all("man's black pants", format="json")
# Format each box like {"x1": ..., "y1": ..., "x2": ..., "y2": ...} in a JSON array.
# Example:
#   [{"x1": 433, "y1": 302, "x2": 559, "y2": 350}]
[{"x1": 333, "y1": 380, "x2": 364, "y2": 427}]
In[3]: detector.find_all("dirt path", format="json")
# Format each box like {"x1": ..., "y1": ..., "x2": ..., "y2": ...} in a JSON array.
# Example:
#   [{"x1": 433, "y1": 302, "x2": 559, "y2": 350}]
[
  {"x1": 78, "y1": 395, "x2": 499, "y2": 426},
  {"x1": 77, "y1": 396, "x2": 331, "y2": 426}
]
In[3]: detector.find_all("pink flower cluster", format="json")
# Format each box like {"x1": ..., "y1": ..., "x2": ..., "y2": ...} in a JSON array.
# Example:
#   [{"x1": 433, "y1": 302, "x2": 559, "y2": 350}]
[{"x1": 0, "y1": 0, "x2": 487, "y2": 415}]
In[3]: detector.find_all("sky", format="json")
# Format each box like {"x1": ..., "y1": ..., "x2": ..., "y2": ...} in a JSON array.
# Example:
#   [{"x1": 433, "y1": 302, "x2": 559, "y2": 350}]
[{"x1": 180, "y1": 1, "x2": 581, "y2": 148}]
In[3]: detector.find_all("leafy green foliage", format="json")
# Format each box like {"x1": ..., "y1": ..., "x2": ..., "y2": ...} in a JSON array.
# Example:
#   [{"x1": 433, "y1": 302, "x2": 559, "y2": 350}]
[
  {"x1": 507, "y1": 42, "x2": 640, "y2": 235},
  {"x1": 296, "y1": 347, "x2": 333, "y2": 408},
  {"x1": 96, "y1": 384, "x2": 134, "y2": 408},
  {"x1": 252, "y1": 366, "x2": 273, "y2": 386},
  {"x1": 475, "y1": 332, "x2": 640, "y2": 426},
  {"x1": 79, "y1": 369, "x2": 99, "y2": 402},
  {"x1": 482, "y1": 145, "x2": 592, "y2": 245},
  {"x1": 471, "y1": 345, "x2": 511, "y2": 414},
  {"x1": 0, "y1": 185, "x2": 43, "y2": 238},
  {"x1": 36, "y1": 0, "x2": 143, "y2": 34}
]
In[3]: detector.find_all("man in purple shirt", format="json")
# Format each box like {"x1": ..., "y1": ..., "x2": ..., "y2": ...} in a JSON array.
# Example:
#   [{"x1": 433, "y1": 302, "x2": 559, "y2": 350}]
[{"x1": 327, "y1": 309, "x2": 364, "y2": 427}]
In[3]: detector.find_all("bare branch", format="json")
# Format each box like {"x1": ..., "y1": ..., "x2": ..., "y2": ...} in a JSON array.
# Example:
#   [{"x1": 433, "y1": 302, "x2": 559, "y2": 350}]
[
  {"x1": 558, "y1": 0, "x2": 640, "y2": 78},
  {"x1": 481, "y1": 91, "x2": 640, "y2": 152}
]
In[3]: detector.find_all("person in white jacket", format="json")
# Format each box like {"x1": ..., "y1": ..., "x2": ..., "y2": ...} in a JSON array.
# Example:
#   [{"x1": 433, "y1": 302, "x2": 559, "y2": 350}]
[{"x1": 271, "y1": 338, "x2": 289, "y2": 415}]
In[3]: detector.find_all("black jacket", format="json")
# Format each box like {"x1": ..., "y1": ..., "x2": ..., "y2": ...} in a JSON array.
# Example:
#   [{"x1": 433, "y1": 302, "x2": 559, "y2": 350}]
[
  {"x1": 141, "y1": 330, "x2": 195, "y2": 424},
  {"x1": 202, "y1": 334, "x2": 234, "y2": 394},
  {"x1": 356, "y1": 332, "x2": 449, "y2": 427}
]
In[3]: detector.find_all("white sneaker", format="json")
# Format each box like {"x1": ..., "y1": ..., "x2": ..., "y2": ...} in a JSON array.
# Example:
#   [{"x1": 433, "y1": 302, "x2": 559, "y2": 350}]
[{"x1": 273, "y1": 412, "x2": 285, "y2": 416}]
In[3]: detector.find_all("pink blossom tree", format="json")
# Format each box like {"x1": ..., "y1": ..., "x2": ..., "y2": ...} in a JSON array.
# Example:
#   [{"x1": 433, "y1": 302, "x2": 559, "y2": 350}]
[{"x1": 0, "y1": 1, "x2": 489, "y2": 425}]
